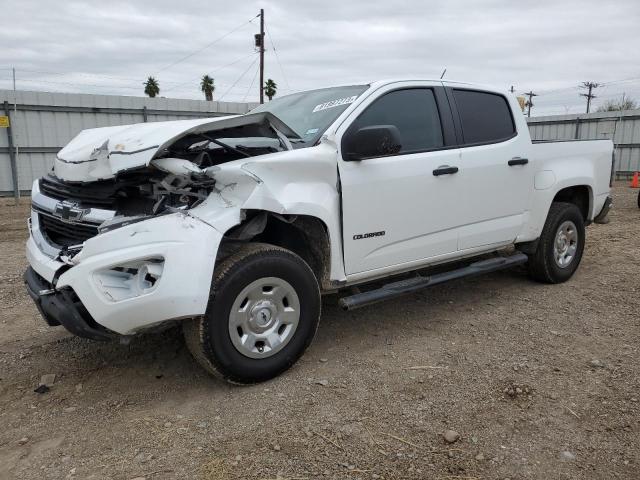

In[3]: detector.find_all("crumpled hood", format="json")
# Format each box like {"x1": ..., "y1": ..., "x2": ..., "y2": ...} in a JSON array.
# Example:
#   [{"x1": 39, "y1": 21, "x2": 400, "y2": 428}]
[{"x1": 54, "y1": 112, "x2": 298, "y2": 182}]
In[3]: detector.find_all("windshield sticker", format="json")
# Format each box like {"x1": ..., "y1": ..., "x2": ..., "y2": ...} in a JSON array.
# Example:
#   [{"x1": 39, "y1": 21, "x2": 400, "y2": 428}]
[
  {"x1": 312, "y1": 96, "x2": 358, "y2": 113},
  {"x1": 305, "y1": 128, "x2": 319, "y2": 135}
]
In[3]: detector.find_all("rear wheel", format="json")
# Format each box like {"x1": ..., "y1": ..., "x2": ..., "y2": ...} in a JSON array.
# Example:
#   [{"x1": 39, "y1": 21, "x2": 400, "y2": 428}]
[
  {"x1": 527, "y1": 202, "x2": 585, "y2": 284},
  {"x1": 183, "y1": 243, "x2": 321, "y2": 384}
]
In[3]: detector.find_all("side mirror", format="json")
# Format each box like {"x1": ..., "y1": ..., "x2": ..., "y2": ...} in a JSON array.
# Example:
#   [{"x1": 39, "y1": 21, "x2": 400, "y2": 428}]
[{"x1": 342, "y1": 125, "x2": 402, "y2": 161}]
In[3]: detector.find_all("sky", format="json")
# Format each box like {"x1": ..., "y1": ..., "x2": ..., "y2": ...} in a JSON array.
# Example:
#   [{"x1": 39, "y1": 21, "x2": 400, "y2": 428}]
[{"x1": 1, "y1": 0, "x2": 639, "y2": 116}]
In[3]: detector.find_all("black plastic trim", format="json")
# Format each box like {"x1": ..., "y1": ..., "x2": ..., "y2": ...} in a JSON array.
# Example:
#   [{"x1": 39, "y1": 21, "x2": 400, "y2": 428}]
[
  {"x1": 531, "y1": 139, "x2": 613, "y2": 144},
  {"x1": 433, "y1": 86, "x2": 458, "y2": 147},
  {"x1": 593, "y1": 196, "x2": 613, "y2": 224},
  {"x1": 24, "y1": 267, "x2": 116, "y2": 341},
  {"x1": 508, "y1": 157, "x2": 529, "y2": 166},
  {"x1": 433, "y1": 166, "x2": 459, "y2": 176}
]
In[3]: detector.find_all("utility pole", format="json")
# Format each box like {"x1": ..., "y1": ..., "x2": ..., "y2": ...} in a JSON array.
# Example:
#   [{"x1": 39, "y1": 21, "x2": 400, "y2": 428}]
[
  {"x1": 579, "y1": 81, "x2": 599, "y2": 114},
  {"x1": 12, "y1": 67, "x2": 19, "y2": 204},
  {"x1": 259, "y1": 9, "x2": 265, "y2": 104},
  {"x1": 523, "y1": 90, "x2": 537, "y2": 117}
]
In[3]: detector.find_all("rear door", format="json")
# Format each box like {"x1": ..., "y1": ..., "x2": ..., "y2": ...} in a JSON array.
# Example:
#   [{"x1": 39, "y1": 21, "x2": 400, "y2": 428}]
[
  {"x1": 337, "y1": 83, "x2": 463, "y2": 275},
  {"x1": 446, "y1": 87, "x2": 533, "y2": 250}
]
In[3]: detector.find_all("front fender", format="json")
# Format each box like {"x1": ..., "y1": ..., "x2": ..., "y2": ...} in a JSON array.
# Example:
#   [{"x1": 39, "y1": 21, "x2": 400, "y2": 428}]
[{"x1": 188, "y1": 144, "x2": 347, "y2": 283}]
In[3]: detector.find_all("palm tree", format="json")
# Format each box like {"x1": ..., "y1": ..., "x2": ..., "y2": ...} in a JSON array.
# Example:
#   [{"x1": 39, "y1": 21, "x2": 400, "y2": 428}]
[
  {"x1": 144, "y1": 77, "x2": 160, "y2": 98},
  {"x1": 201, "y1": 75, "x2": 215, "y2": 101},
  {"x1": 263, "y1": 79, "x2": 277, "y2": 101}
]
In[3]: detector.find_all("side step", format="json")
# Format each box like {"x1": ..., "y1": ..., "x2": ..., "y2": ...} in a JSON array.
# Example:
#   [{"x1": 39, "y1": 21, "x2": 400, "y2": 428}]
[{"x1": 339, "y1": 252, "x2": 528, "y2": 311}]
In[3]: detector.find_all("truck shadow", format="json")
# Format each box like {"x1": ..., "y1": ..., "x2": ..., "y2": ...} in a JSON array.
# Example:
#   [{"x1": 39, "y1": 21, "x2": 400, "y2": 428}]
[{"x1": 17, "y1": 266, "x2": 534, "y2": 401}]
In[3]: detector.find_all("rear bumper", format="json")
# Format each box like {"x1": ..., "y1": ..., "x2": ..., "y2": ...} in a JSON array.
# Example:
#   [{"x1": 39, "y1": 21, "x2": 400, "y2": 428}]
[
  {"x1": 24, "y1": 267, "x2": 116, "y2": 341},
  {"x1": 594, "y1": 195, "x2": 613, "y2": 224}
]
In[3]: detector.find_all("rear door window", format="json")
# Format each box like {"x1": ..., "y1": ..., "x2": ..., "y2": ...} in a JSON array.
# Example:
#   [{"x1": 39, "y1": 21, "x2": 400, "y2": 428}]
[{"x1": 452, "y1": 89, "x2": 516, "y2": 145}]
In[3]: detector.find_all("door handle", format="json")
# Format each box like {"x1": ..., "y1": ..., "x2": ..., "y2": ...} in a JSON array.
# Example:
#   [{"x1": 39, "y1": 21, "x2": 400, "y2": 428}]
[
  {"x1": 508, "y1": 157, "x2": 529, "y2": 166},
  {"x1": 433, "y1": 165, "x2": 459, "y2": 176}
]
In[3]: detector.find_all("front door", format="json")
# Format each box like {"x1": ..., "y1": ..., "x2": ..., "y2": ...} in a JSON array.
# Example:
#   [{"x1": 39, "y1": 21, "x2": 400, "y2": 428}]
[{"x1": 338, "y1": 85, "x2": 463, "y2": 275}]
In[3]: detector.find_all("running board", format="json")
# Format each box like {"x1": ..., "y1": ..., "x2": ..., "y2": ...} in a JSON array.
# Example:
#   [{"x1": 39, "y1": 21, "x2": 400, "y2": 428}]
[{"x1": 339, "y1": 252, "x2": 529, "y2": 311}]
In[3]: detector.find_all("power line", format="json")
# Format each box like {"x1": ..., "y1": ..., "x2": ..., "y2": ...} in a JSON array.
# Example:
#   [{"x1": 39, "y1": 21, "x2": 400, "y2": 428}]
[
  {"x1": 161, "y1": 52, "x2": 257, "y2": 94},
  {"x1": 10, "y1": 77, "x2": 142, "y2": 90},
  {"x1": 4, "y1": 68, "x2": 183, "y2": 86},
  {"x1": 153, "y1": 15, "x2": 259, "y2": 75},
  {"x1": 218, "y1": 55, "x2": 259, "y2": 101},
  {"x1": 0, "y1": 73, "x2": 258, "y2": 96},
  {"x1": 601, "y1": 76, "x2": 640, "y2": 86},
  {"x1": 530, "y1": 76, "x2": 639, "y2": 96},
  {"x1": 534, "y1": 85, "x2": 581, "y2": 95},
  {"x1": 265, "y1": 25, "x2": 291, "y2": 93},
  {"x1": 243, "y1": 62, "x2": 260, "y2": 102}
]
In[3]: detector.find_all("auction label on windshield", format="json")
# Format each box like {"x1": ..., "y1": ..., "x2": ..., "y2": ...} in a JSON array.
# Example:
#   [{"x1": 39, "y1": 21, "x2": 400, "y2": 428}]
[{"x1": 312, "y1": 96, "x2": 358, "y2": 113}]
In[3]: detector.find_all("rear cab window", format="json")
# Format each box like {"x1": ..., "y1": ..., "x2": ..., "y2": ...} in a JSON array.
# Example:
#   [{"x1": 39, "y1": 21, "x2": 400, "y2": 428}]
[{"x1": 451, "y1": 89, "x2": 516, "y2": 145}]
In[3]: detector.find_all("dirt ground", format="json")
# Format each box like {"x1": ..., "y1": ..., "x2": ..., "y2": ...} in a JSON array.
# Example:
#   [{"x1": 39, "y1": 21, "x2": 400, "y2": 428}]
[{"x1": 0, "y1": 184, "x2": 638, "y2": 480}]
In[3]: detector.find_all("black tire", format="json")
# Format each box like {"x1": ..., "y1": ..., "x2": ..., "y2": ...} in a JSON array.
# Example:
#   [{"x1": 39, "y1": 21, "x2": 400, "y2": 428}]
[
  {"x1": 527, "y1": 202, "x2": 586, "y2": 284},
  {"x1": 183, "y1": 243, "x2": 320, "y2": 384}
]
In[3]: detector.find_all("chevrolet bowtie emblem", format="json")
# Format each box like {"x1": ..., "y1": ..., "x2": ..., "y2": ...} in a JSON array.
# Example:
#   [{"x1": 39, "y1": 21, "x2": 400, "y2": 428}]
[{"x1": 54, "y1": 200, "x2": 88, "y2": 221}]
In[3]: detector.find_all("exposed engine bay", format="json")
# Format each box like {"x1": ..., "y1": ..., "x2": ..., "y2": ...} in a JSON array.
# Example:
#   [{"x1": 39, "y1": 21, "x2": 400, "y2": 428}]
[{"x1": 40, "y1": 112, "x2": 301, "y2": 242}]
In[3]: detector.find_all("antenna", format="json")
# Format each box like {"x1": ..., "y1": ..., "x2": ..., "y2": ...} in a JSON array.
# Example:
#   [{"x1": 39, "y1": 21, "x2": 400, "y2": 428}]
[{"x1": 440, "y1": 68, "x2": 447, "y2": 79}]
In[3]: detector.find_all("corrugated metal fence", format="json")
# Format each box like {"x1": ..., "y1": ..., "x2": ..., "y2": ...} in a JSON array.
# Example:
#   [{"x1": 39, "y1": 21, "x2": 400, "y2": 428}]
[
  {"x1": 3, "y1": 90, "x2": 638, "y2": 195},
  {"x1": 0, "y1": 89, "x2": 258, "y2": 195},
  {"x1": 527, "y1": 109, "x2": 640, "y2": 178}
]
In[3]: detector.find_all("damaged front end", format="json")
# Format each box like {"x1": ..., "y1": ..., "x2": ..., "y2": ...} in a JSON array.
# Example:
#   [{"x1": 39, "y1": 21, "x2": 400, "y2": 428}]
[
  {"x1": 35, "y1": 112, "x2": 299, "y2": 256},
  {"x1": 26, "y1": 112, "x2": 301, "y2": 338}
]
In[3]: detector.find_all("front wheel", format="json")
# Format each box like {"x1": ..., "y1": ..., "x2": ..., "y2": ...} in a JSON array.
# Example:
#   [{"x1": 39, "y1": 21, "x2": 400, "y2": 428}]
[
  {"x1": 527, "y1": 202, "x2": 586, "y2": 284},
  {"x1": 183, "y1": 243, "x2": 321, "y2": 384}
]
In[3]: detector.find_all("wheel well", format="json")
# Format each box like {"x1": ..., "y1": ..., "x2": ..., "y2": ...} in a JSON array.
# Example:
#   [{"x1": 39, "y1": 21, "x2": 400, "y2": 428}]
[
  {"x1": 552, "y1": 186, "x2": 591, "y2": 220},
  {"x1": 217, "y1": 211, "x2": 332, "y2": 290}
]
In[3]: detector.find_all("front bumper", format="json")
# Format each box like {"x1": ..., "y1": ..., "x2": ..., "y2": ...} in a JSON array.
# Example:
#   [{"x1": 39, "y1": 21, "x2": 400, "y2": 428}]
[
  {"x1": 26, "y1": 212, "x2": 223, "y2": 336},
  {"x1": 24, "y1": 267, "x2": 116, "y2": 341}
]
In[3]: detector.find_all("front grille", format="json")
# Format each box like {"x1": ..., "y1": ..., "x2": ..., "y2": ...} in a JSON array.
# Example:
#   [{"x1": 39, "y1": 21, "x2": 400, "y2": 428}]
[
  {"x1": 38, "y1": 213, "x2": 99, "y2": 247},
  {"x1": 39, "y1": 175, "x2": 117, "y2": 209}
]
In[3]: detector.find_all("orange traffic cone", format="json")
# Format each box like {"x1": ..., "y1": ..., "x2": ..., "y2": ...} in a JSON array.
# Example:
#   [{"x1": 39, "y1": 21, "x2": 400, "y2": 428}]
[{"x1": 632, "y1": 172, "x2": 640, "y2": 189}]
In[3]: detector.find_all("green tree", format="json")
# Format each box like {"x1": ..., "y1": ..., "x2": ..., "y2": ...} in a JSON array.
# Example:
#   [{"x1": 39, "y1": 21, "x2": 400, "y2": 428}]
[
  {"x1": 144, "y1": 76, "x2": 160, "y2": 98},
  {"x1": 201, "y1": 75, "x2": 215, "y2": 101},
  {"x1": 263, "y1": 79, "x2": 277, "y2": 101}
]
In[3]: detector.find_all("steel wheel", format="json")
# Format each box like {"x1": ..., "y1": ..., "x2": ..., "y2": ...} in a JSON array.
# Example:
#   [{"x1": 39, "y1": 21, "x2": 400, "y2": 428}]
[
  {"x1": 553, "y1": 220, "x2": 578, "y2": 268},
  {"x1": 228, "y1": 277, "x2": 300, "y2": 359}
]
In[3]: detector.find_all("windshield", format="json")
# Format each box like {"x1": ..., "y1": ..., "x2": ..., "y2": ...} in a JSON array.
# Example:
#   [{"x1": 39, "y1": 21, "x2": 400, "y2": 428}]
[{"x1": 250, "y1": 85, "x2": 369, "y2": 145}]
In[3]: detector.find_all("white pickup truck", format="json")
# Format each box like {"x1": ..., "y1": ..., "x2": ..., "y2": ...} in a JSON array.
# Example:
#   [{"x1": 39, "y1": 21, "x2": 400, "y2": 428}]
[{"x1": 25, "y1": 79, "x2": 614, "y2": 383}]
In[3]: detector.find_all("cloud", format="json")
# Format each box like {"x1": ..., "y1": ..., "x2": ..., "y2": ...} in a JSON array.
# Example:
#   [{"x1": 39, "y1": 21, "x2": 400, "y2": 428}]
[{"x1": 1, "y1": 0, "x2": 638, "y2": 114}]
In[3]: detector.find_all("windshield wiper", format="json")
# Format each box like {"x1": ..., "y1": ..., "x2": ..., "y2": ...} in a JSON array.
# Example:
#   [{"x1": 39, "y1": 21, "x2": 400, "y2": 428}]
[{"x1": 198, "y1": 133, "x2": 251, "y2": 158}]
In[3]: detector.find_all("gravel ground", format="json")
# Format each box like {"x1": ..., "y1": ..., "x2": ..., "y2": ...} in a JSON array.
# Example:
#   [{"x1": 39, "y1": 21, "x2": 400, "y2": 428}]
[{"x1": 0, "y1": 184, "x2": 638, "y2": 480}]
